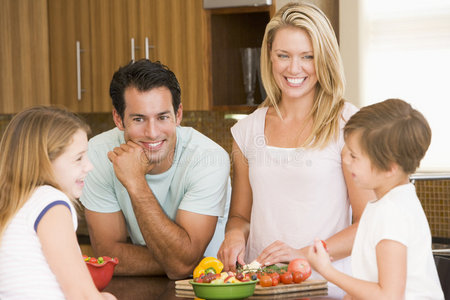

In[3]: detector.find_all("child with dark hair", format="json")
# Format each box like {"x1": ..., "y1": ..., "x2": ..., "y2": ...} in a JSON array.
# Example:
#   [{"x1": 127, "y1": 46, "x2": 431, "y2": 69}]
[{"x1": 307, "y1": 99, "x2": 444, "y2": 299}]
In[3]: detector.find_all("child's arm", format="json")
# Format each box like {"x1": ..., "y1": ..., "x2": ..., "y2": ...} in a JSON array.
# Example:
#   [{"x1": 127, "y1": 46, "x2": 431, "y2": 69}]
[
  {"x1": 37, "y1": 204, "x2": 116, "y2": 300},
  {"x1": 307, "y1": 239, "x2": 406, "y2": 299}
]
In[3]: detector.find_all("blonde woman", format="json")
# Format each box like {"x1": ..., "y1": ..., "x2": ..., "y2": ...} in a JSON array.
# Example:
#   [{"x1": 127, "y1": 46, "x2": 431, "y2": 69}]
[
  {"x1": 218, "y1": 2, "x2": 373, "y2": 277},
  {"x1": 0, "y1": 106, "x2": 115, "y2": 299}
]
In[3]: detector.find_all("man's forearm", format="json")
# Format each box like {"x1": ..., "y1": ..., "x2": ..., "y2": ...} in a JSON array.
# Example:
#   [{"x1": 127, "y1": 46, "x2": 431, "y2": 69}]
[
  {"x1": 108, "y1": 242, "x2": 165, "y2": 276},
  {"x1": 127, "y1": 180, "x2": 202, "y2": 279}
]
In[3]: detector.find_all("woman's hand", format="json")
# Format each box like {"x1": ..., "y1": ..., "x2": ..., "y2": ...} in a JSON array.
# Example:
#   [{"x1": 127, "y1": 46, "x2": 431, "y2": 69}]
[
  {"x1": 217, "y1": 231, "x2": 247, "y2": 272},
  {"x1": 256, "y1": 240, "x2": 304, "y2": 266},
  {"x1": 306, "y1": 239, "x2": 332, "y2": 275}
]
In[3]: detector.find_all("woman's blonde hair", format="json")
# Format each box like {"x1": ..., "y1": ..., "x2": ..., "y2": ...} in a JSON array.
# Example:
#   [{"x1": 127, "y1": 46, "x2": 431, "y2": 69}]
[
  {"x1": 260, "y1": 2, "x2": 345, "y2": 148},
  {"x1": 0, "y1": 106, "x2": 90, "y2": 239}
]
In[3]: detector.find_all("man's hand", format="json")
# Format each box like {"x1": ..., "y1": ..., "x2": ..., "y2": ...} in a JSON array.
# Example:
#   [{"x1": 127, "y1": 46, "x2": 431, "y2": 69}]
[{"x1": 107, "y1": 141, "x2": 154, "y2": 188}]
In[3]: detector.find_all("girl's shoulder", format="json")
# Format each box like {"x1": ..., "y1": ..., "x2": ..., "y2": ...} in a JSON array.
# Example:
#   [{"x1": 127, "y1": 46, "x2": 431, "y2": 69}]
[
  {"x1": 32, "y1": 185, "x2": 69, "y2": 200},
  {"x1": 26, "y1": 186, "x2": 71, "y2": 212}
]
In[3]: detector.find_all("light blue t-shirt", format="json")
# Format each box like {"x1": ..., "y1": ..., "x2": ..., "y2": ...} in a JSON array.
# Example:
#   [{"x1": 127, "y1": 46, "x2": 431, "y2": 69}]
[{"x1": 80, "y1": 126, "x2": 230, "y2": 256}]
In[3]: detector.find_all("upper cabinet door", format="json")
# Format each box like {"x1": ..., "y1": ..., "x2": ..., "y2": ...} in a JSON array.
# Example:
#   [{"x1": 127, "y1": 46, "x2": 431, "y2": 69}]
[
  {"x1": 89, "y1": 0, "x2": 130, "y2": 112},
  {"x1": 153, "y1": 0, "x2": 210, "y2": 111},
  {"x1": 0, "y1": 0, "x2": 50, "y2": 114},
  {"x1": 128, "y1": 0, "x2": 158, "y2": 62},
  {"x1": 48, "y1": 0, "x2": 92, "y2": 112}
]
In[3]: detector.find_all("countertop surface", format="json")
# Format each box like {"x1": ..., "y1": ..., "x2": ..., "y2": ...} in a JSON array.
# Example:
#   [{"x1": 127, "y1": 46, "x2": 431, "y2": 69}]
[{"x1": 103, "y1": 275, "x2": 346, "y2": 300}]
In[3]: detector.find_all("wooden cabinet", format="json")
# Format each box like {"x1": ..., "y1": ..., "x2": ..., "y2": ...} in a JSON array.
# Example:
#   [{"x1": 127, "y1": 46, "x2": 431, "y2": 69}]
[
  {"x1": 152, "y1": 0, "x2": 210, "y2": 111},
  {"x1": 0, "y1": 0, "x2": 50, "y2": 114},
  {"x1": 48, "y1": 0, "x2": 131, "y2": 113},
  {"x1": 48, "y1": 0, "x2": 209, "y2": 113},
  {"x1": 207, "y1": 6, "x2": 273, "y2": 110}
]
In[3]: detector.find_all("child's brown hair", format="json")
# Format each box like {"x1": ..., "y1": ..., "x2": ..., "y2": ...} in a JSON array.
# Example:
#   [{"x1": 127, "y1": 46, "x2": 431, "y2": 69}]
[{"x1": 344, "y1": 98, "x2": 431, "y2": 174}]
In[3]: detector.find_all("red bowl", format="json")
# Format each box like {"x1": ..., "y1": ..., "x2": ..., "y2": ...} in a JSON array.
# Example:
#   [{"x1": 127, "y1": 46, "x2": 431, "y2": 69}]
[{"x1": 85, "y1": 258, "x2": 119, "y2": 291}]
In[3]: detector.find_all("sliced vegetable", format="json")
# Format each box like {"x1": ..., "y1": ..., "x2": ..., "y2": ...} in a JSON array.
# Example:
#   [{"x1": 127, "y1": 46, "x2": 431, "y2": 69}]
[{"x1": 193, "y1": 257, "x2": 224, "y2": 279}]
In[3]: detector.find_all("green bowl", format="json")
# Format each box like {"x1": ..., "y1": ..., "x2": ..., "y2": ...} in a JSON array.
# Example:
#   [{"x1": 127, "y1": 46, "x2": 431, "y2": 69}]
[{"x1": 190, "y1": 280, "x2": 258, "y2": 300}]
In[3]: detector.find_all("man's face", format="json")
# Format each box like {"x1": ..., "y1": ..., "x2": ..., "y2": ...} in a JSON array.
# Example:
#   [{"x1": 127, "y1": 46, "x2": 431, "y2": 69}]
[{"x1": 113, "y1": 86, "x2": 182, "y2": 174}]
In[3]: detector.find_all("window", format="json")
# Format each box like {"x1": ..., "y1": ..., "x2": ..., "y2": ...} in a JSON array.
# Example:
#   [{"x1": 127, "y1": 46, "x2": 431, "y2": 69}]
[{"x1": 341, "y1": 0, "x2": 450, "y2": 171}]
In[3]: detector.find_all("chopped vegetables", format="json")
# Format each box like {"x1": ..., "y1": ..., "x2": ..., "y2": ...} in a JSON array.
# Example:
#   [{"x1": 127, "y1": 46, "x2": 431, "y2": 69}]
[
  {"x1": 83, "y1": 254, "x2": 118, "y2": 265},
  {"x1": 193, "y1": 257, "x2": 224, "y2": 279}
]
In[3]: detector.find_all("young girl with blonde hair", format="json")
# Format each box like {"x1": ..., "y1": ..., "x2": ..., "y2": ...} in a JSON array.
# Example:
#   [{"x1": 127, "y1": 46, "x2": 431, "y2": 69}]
[{"x1": 0, "y1": 106, "x2": 115, "y2": 299}]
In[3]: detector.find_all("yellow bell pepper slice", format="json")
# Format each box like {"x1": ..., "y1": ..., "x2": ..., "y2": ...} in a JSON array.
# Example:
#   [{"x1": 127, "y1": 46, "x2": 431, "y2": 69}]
[{"x1": 193, "y1": 257, "x2": 224, "y2": 278}]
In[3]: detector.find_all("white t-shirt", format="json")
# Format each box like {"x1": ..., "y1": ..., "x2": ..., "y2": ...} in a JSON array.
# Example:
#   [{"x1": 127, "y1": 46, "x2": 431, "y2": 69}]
[
  {"x1": 0, "y1": 185, "x2": 78, "y2": 300},
  {"x1": 231, "y1": 102, "x2": 358, "y2": 276},
  {"x1": 352, "y1": 183, "x2": 444, "y2": 299},
  {"x1": 80, "y1": 126, "x2": 231, "y2": 257}
]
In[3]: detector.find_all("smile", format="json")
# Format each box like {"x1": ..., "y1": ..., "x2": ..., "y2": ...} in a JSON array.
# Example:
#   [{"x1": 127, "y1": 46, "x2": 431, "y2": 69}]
[
  {"x1": 142, "y1": 141, "x2": 164, "y2": 150},
  {"x1": 286, "y1": 77, "x2": 306, "y2": 86}
]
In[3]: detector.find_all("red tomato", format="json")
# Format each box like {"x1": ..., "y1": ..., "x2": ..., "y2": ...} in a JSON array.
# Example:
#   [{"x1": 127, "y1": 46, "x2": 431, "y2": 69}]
[
  {"x1": 260, "y1": 275, "x2": 272, "y2": 287},
  {"x1": 271, "y1": 277, "x2": 279, "y2": 286},
  {"x1": 280, "y1": 272, "x2": 293, "y2": 284},
  {"x1": 89, "y1": 257, "x2": 98, "y2": 264},
  {"x1": 287, "y1": 258, "x2": 312, "y2": 281},
  {"x1": 292, "y1": 271, "x2": 304, "y2": 283},
  {"x1": 269, "y1": 272, "x2": 280, "y2": 282}
]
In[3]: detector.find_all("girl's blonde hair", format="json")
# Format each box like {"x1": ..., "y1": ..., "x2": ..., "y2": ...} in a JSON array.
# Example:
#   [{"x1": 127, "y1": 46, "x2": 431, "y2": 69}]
[
  {"x1": 260, "y1": 2, "x2": 345, "y2": 148},
  {"x1": 0, "y1": 106, "x2": 90, "y2": 239}
]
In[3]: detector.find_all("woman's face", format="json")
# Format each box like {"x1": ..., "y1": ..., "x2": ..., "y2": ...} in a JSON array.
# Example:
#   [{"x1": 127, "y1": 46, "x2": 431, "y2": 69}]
[
  {"x1": 270, "y1": 26, "x2": 317, "y2": 102},
  {"x1": 51, "y1": 129, "x2": 93, "y2": 199}
]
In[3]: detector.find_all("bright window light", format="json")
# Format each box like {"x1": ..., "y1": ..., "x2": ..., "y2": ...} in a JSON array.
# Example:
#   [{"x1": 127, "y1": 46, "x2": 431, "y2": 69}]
[{"x1": 360, "y1": 0, "x2": 450, "y2": 171}]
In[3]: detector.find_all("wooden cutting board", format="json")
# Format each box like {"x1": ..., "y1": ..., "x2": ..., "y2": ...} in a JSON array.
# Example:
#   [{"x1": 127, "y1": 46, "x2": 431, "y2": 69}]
[{"x1": 175, "y1": 278, "x2": 328, "y2": 297}]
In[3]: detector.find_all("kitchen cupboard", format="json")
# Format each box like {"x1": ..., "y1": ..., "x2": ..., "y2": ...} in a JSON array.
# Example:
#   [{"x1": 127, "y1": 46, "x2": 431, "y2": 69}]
[
  {"x1": 48, "y1": 0, "x2": 209, "y2": 113},
  {"x1": 0, "y1": 0, "x2": 51, "y2": 114},
  {"x1": 207, "y1": 5, "x2": 273, "y2": 110}
]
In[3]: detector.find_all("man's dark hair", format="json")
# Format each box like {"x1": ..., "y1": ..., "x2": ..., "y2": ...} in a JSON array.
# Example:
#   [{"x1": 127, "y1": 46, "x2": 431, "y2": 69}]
[{"x1": 109, "y1": 59, "x2": 181, "y2": 121}]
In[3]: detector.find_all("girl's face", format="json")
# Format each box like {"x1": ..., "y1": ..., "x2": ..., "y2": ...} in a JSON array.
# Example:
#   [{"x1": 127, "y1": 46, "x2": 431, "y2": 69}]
[
  {"x1": 270, "y1": 26, "x2": 318, "y2": 102},
  {"x1": 51, "y1": 129, "x2": 93, "y2": 199}
]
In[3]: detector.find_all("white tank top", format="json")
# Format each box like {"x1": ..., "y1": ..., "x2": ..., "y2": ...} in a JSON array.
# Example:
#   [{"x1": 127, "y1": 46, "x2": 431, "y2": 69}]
[{"x1": 231, "y1": 102, "x2": 358, "y2": 276}]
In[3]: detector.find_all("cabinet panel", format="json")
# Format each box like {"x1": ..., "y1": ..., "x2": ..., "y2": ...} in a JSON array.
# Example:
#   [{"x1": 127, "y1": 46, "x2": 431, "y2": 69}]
[
  {"x1": 89, "y1": 0, "x2": 130, "y2": 112},
  {"x1": 153, "y1": 0, "x2": 210, "y2": 111},
  {"x1": 48, "y1": 0, "x2": 209, "y2": 113},
  {"x1": 48, "y1": 0, "x2": 92, "y2": 112},
  {"x1": 0, "y1": 0, "x2": 50, "y2": 114},
  {"x1": 129, "y1": 0, "x2": 157, "y2": 62}
]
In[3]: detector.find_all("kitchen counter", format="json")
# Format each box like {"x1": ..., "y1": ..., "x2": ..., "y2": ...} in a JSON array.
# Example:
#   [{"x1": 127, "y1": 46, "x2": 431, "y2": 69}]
[{"x1": 103, "y1": 275, "x2": 345, "y2": 299}]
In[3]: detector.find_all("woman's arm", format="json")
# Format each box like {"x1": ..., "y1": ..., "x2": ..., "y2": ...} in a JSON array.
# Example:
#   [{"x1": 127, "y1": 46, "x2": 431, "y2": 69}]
[
  {"x1": 37, "y1": 204, "x2": 116, "y2": 300},
  {"x1": 217, "y1": 140, "x2": 253, "y2": 271},
  {"x1": 316, "y1": 147, "x2": 375, "y2": 260},
  {"x1": 308, "y1": 239, "x2": 406, "y2": 299}
]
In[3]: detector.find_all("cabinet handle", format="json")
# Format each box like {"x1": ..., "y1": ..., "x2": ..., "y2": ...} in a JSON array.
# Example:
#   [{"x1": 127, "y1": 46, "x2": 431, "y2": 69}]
[
  {"x1": 145, "y1": 37, "x2": 149, "y2": 59},
  {"x1": 145, "y1": 37, "x2": 155, "y2": 60},
  {"x1": 131, "y1": 38, "x2": 135, "y2": 61},
  {"x1": 76, "y1": 41, "x2": 83, "y2": 101}
]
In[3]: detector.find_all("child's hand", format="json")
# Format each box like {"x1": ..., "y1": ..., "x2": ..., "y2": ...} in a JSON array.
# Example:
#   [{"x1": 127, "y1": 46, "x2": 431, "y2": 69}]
[{"x1": 306, "y1": 238, "x2": 332, "y2": 275}]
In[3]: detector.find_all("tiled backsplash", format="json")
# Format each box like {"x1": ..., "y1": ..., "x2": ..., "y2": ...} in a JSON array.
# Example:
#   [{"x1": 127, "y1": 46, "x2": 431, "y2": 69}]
[{"x1": 1, "y1": 111, "x2": 449, "y2": 240}]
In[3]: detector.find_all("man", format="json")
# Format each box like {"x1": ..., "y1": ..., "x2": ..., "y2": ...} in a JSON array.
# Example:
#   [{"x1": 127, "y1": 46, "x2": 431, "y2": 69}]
[{"x1": 80, "y1": 59, "x2": 230, "y2": 279}]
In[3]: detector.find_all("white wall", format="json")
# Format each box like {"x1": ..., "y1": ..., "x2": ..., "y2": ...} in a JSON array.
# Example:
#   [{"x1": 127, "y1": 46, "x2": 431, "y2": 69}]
[{"x1": 339, "y1": 0, "x2": 364, "y2": 107}]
